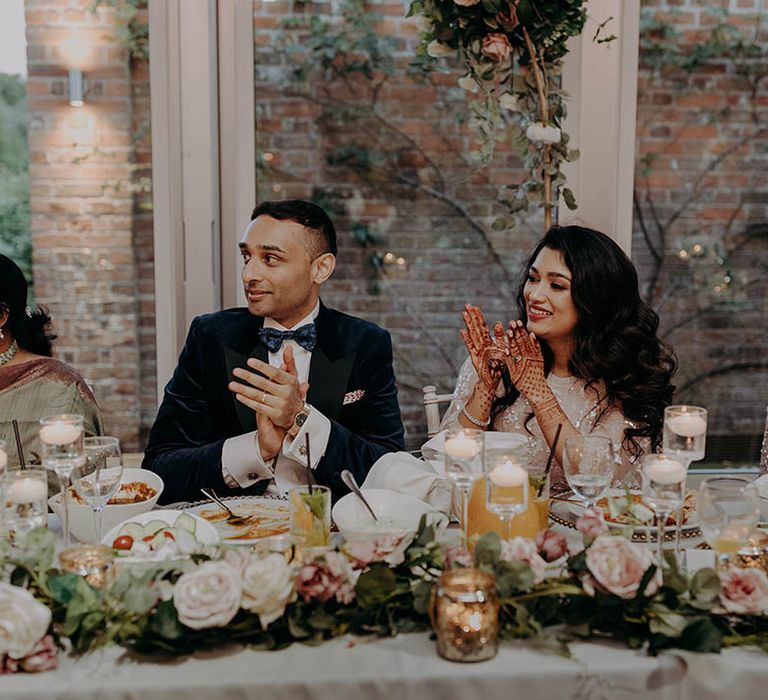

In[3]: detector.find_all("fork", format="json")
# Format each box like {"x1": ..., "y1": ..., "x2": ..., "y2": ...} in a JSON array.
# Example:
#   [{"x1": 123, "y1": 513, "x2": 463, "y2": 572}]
[{"x1": 199, "y1": 488, "x2": 254, "y2": 526}]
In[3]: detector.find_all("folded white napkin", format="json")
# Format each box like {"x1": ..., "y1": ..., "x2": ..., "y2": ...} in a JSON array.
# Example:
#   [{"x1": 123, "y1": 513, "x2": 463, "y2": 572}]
[{"x1": 362, "y1": 452, "x2": 453, "y2": 514}]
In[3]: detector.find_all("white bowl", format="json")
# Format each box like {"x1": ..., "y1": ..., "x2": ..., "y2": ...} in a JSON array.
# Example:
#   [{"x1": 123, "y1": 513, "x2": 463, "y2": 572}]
[
  {"x1": 101, "y1": 509, "x2": 219, "y2": 550},
  {"x1": 48, "y1": 468, "x2": 164, "y2": 543},
  {"x1": 332, "y1": 488, "x2": 447, "y2": 542}
]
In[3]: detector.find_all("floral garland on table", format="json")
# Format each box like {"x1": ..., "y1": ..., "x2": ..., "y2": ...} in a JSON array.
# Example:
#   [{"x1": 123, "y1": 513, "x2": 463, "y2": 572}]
[
  {"x1": 3, "y1": 512, "x2": 768, "y2": 674},
  {"x1": 411, "y1": 0, "x2": 611, "y2": 230}
]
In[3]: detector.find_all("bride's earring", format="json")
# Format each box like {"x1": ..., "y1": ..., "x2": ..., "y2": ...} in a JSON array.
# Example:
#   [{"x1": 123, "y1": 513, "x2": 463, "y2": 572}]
[{"x1": 0, "y1": 327, "x2": 4, "y2": 340}]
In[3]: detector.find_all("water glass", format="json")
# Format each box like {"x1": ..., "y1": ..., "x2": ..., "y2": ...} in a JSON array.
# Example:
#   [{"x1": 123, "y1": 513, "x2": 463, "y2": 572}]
[
  {"x1": 39, "y1": 414, "x2": 85, "y2": 547},
  {"x1": 641, "y1": 454, "x2": 685, "y2": 569},
  {"x1": 484, "y1": 451, "x2": 528, "y2": 542},
  {"x1": 71, "y1": 437, "x2": 123, "y2": 543},
  {"x1": 562, "y1": 435, "x2": 615, "y2": 509},
  {"x1": 698, "y1": 477, "x2": 760, "y2": 568},
  {"x1": 289, "y1": 485, "x2": 331, "y2": 548},
  {"x1": 444, "y1": 428, "x2": 484, "y2": 546},
  {"x1": 0, "y1": 440, "x2": 7, "y2": 536}
]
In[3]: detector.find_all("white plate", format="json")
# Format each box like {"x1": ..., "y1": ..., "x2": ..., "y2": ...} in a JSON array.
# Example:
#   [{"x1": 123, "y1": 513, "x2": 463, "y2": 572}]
[
  {"x1": 101, "y1": 509, "x2": 219, "y2": 560},
  {"x1": 421, "y1": 431, "x2": 529, "y2": 460},
  {"x1": 183, "y1": 495, "x2": 290, "y2": 545}
]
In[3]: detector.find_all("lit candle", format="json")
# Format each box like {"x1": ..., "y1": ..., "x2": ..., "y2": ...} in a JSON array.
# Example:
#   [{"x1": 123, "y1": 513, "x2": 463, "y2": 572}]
[
  {"x1": 489, "y1": 460, "x2": 527, "y2": 487},
  {"x1": 444, "y1": 431, "x2": 479, "y2": 459},
  {"x1": 667, "y1": 414, "x2": 707, "y2": 438},
  {"x1": 644, "y1": 458, "x2": 686, "y2": 484},
  {"x1": 39, "y1": 423, "x2": 82, "y2": 446},
  {"x1": 7, "y1": 477, "x2": 47, "y2": 505},
  {"x1": 0, "y1": 448, "x2": 7, "y2": 470}
]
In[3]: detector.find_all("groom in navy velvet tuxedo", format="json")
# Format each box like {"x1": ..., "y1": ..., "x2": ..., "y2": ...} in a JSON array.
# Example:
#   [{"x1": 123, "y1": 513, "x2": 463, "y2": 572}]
[{"x1": 143, "y1": 200, "x2": 405, "y2": 504}]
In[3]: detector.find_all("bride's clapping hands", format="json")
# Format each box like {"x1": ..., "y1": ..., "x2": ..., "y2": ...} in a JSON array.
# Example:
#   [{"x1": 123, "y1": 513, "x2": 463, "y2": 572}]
[
  {"x1": 503, "y1": 320, "x2": 549, "y2": 404},
  {"x1": 460, "y1": 304, "x2": 506, "y2": 392}
]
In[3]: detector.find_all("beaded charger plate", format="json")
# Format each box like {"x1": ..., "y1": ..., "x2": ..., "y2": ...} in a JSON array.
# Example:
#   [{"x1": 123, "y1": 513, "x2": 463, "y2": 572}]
[
  {"x1": 181, "y1": 495, "x2": 290, "y2": 545},
  {"x1": 548, "y1": 492, "x2": 701, "y2": 543}
]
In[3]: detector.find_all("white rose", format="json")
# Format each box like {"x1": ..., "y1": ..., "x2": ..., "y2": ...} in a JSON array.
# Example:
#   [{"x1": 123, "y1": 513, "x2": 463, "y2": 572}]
[
  {"x1": 584, "y1": 535, "x2": 661, "y2": 600},
  {"x1": 526, "y1": 122, "x2": 561, "y2": 144},
  {"x1": 500, "y1": 536, "x2": 547, "y2": 584},
  {"x1": 0, "y1": 583, "x2": 51, "y2": 659},
  {"x1": 173, "y1": 561, "x2": 242, "y2": 630},
  {"x1": 498, "y1": 93, "x2": 519, "y2": 111},
  {"x1": 427, "y1": 41, "x2": 454, "y2": 58},
  {"x1": 458, "y1": 75, "x2": 480, "y2": 93},
  {"x1": 241, "y1": 553, "x2": 296, "y2": 628}
]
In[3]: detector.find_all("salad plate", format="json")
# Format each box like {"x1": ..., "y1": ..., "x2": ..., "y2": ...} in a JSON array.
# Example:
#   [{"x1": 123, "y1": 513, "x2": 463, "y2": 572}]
[{"x1": 183, "y1": 495, "x2": 290, "y2": 545}]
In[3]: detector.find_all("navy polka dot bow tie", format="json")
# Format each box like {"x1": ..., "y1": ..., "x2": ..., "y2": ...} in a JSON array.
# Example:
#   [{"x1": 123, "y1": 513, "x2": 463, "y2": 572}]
[{"x1": 258, "y1": 323, "x2": 318, "y2": 353}]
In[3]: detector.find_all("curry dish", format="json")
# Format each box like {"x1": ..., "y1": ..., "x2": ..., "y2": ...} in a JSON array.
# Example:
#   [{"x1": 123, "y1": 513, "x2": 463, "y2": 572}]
[{"x1": 70, "y1": 481, "x2": 157, "y2": 505}]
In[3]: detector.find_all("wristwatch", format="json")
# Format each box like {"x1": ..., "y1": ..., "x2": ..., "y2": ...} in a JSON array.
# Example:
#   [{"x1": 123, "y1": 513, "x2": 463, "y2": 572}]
[{"x1": 287, "y1": 404, "x2": 311, "y2": 439}]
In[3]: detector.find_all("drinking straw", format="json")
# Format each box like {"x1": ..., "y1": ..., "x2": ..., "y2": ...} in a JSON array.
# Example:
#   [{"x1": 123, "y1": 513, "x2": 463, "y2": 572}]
[
  {"x1": 538, "y1": 423, "x2": 563, "y2": 498},
  {"x1": 12, "y1": 419, "x2": 26, "y2": 470},
  {"x1": 305, "y1": 433, "x2": 313, "y2": 495}
]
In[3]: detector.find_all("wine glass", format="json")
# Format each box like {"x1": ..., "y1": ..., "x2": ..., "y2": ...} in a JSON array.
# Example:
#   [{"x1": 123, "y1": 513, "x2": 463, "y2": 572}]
[
  {"x1": 444, "y1": 428, "x2": 484, "y2": 547},
  {"x1": 562, "y1": 435, "x2": 615, "y2": 510},
  {"x1": 641, "y1": 454, "x2": 685, "y2": 570},
  {"x1": 484, "y1": 451, "x2": 528, "y2": 542},
  {"x1": 39, "y1": 414, "x2": 85, "y2": 547},
  {"x1": 663, "y1": 405, "x2": 707, "y2": 559},
  {"x1": 0, "y1": 439, "x2": 7, "y2": 537},
  {"x1": 71, "y1": 437, "x2": 123, "y2": 543},
  {"x1": 698, "y1": 477, "x2": 759, "y2": 569}
]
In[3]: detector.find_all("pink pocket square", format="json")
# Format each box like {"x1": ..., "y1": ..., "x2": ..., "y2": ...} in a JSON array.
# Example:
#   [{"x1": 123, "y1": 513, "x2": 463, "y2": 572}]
[{"x1": 343, "y1": 389, "x2": 365, "y2": 405}]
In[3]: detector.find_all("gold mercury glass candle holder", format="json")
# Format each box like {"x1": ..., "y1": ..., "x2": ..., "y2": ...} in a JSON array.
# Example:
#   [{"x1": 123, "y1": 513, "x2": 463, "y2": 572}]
[
  {"x1": 59, "y1": 544, "x2": 114, "y2": 589},
  {"x1": 430, "y1": 568, "x2": 500, "y2": 662},
  {"x1": 724, "y1": 531, "x2": 768, "y2": 573}
]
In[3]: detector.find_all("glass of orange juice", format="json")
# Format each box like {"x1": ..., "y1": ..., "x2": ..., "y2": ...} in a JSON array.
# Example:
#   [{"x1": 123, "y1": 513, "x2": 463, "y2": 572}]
[{"x1": 529, "y1": 470, "x2": 550, "y2": 531}]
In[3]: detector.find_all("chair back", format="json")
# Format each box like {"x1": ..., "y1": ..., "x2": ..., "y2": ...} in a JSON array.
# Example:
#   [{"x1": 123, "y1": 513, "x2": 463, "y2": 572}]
[{"x1": 422, "y1": 385, "x2": 454, "y2": 438}]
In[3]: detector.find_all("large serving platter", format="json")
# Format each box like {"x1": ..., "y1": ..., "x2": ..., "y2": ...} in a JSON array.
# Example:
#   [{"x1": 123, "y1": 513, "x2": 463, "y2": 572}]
[
  {"x1": 549, "y1": 489, "x2": 701, "y2": 543},
  {"x1": 182, "y1": 495, "x2": 290, "y2": 545}
]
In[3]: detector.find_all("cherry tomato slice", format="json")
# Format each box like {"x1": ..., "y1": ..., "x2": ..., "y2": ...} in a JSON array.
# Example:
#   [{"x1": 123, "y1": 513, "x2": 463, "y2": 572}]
[{"x1": 113, "y1": 535, "x2": 134, "y2": 550}]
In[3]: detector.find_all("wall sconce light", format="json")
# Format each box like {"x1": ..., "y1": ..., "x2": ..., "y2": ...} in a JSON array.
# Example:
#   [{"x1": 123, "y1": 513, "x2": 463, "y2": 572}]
[{"x1": 68, "y1": 69, "x2": 86, "y2": 107}]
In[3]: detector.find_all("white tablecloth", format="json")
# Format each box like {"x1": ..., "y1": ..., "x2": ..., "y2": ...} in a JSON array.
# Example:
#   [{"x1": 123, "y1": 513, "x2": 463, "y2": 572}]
[{"x1": 4, "y1": 631, "x2": 766, "y2": 700}]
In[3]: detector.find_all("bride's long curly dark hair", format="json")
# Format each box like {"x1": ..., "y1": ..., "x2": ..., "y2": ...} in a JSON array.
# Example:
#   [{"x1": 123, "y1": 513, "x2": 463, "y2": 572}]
[{"x1": 492, "y1": 225, "x2": 677, "y2": 457}]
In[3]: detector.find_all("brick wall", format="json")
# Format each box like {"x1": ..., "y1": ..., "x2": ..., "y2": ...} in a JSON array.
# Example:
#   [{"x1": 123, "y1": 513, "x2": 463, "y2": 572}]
[{"x1": 24, "y1": 0, "x2": 153, "y2": 451}]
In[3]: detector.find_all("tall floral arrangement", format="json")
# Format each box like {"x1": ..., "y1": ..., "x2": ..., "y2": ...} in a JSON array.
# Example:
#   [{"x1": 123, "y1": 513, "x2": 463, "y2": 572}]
[{"x1": 410, "y1": 0, "x2": 604, "y2": 231}]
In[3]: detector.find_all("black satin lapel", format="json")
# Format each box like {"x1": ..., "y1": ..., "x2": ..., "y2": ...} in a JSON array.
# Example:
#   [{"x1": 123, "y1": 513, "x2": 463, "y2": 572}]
[
  {"x1": 223, "y1": 344, "x2": 268, "y2": 433},
  {"x1": 307, "y1": 347, "x2": 355, "y2": 422}
]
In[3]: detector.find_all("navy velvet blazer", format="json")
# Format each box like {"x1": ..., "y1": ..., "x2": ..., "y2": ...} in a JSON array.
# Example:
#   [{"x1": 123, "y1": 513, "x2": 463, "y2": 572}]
[{"x1": 143, "y1": 303, "x2": 406, "y2": 504}]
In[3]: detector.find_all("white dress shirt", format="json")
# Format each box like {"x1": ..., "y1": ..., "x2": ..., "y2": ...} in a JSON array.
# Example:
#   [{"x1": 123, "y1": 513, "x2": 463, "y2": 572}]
[{"x1": 221, "y1": 302, "x2": 332, "y2": 495}]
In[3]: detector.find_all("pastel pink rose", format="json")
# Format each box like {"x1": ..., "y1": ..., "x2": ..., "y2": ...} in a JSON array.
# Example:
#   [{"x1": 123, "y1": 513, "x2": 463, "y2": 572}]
[
  {"x1": 576, "y1": 507, "x2": 609, "y2": 541},
  {"x1": 19, "y1": 636, "x2": 58, "y2": 674},
  {"x1": 500, "y1": 536, "x2": 546, "y2": 584},
  {"x1": 296, "y1": 552, "x2": 358, "y2": 605},
  {"x1": 345, "y1": 533, "x2": 413, "y2": 568},
  {"x1": 454, "y1": 0, "x2": 480, "y2": 6},
  {"x1": 444, "y1": 545, "x2": 474, "y2": 570},
  {"x1": 719, "y1": 567, "x2": 768, "y2": 615},
  {"x1": 481, "y1": 33, "x2": 512, "y2": 63},
  {"x1": 536, "y1": 529, "x2": 569, "y2": 562},
  {"x1": 583, "y1": 535, "x2": 661, "y2": 600}
]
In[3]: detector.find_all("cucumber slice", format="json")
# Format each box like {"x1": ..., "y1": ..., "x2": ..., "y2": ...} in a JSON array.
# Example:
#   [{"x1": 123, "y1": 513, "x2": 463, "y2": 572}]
[
  {"x1": 175, "y1": 528, "x2": 197, "y2": 554},
  {"x1": 142, "y1": 520, "x2": 169, "y2": 539},
  {"x1": 118, "y1": 522, "x2": 145, "y2": 540},
  {"x1": 175, "y1": 512, "x2": 197, "y2": 534},
  {"x1": 149, "y1": 528, "x2": 175, "y2": 549}
]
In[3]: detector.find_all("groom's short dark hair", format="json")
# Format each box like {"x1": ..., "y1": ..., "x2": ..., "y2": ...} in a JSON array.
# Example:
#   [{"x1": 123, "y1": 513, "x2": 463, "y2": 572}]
[{"x1": 251, "y1": 200, "x2": 337, "y2": 257}]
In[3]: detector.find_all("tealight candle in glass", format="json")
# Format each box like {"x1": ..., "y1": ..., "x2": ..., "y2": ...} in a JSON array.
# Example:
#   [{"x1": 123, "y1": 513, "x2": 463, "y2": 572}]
[
  {"x1": 59, "y1": 544, "x2": 114, "y2": 589},
  {"x1": 444, "y1": 428, "x2": 484, "y2": 547},
  {"x1": 641, "y1": 454, "x2": 685, "y2": 569},
  {"x1": 484, "y1": 452, "x2": 528, "y2": 542},
  {"x1": 430, "y1": 568, "x2": 500, "y2": 662},
  {"x1": 5, "y1": 469, "x2": 47, "y2": 542},
  {"x1": 39, "y1": 414, "x2": 85, "y2": 547}
]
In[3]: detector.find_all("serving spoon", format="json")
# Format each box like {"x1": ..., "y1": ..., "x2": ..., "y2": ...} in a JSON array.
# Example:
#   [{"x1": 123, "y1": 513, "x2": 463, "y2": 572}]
[
  {"x1": 340, "y1": 469, "x2": 378, "y2": 522},
  {"x1": 199, "y1": 488, "x2": 254, "y2": 526}
]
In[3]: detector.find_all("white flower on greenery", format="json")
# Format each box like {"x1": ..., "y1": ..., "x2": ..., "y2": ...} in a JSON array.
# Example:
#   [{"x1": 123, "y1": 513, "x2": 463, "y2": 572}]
[
  {"x1": 458, "y1": 75, "x2": 480, "y2": 93},
  {"x1": 498, "y1": 92, "x2": 519, "y2": 111},
  {"x1": 241, "y1": 553, "x2": 296, "y2": 628},
  {"x1": 500, "y1": 536, "x2": 546, "y2": 584},
  {"x1": 0, "y1": 583, "x2": 51, "y2": 659},
  {"x1": 526, "y1": 122, "x2": 562, "y2": 144},
  {"x1": 427, "y1": 40, "x2": 455, "y2": 58},
  {"x1": 173, "y1": 561, "x2": 242, "y2": 630},
  {"x1": 583, "y1": 535, "x2": 661, "y2": 600}
]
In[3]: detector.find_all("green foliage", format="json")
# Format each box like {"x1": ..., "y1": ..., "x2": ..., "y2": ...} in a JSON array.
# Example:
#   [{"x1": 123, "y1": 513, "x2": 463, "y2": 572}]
[
  {"x1": 89, "y1": 0, "x2": 148, "y2": 60},
  {"x1": 0, "y1": 73, "x2": 31, "y2": 281}
]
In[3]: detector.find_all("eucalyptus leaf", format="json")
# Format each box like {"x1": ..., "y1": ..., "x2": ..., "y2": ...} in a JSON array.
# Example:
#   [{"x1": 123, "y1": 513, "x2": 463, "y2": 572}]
[
  {"x1": 356, "y1": 566, "x2": 398, "y2": 607},
  {"x1": 690, "y1": 568, "x2": 720, "y2": 605}
]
